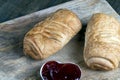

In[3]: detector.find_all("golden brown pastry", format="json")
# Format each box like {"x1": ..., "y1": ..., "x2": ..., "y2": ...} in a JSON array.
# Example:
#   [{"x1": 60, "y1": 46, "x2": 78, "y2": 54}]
[
  {"x1": 23, "y1": 9, "x2": 82, "y2": 60},
  {"x1": 84, "y1": 13, "x2": 120, "y2": 70}
]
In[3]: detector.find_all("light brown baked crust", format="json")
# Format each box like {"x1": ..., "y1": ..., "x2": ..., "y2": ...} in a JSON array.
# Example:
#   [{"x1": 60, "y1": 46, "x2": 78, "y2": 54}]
[
  {"x1": 23, "y1": 9, "x2": 82, "y2": 60},
  {"x1": 84, "y1": 13, "x2": 120, "y2": 70}
]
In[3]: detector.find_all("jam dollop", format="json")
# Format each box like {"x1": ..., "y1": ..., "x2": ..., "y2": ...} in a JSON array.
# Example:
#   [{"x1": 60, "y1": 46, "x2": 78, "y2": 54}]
[{"x1": 41, "y1": 61, "x2": 81, "y2": 80}]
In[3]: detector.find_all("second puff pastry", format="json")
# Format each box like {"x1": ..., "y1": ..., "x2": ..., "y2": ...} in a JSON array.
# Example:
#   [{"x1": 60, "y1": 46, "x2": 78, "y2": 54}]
[
  {"x1": 84, "y1": 13, "x2": 120, "y2": 70},
  {"x1": 23, "y1": 9, "x2": 82, "y2": 60}
]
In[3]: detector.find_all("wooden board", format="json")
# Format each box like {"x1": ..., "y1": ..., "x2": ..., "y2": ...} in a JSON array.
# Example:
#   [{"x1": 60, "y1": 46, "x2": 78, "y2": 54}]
[{"x1": 0, "y1": 0, "x2": 120, "y2": 80}]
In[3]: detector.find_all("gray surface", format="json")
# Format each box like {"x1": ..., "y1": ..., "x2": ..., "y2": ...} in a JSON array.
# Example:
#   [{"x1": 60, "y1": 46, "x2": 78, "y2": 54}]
[{"x1": 0, "y1": 0, "x2": 120, "y2": 80}]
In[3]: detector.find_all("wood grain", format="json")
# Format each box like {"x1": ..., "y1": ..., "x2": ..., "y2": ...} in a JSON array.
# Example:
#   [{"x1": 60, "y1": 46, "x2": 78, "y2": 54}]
[
  {"x1": 107, "y1": 0, "x2": 120, "y2": 15},
  {"x1": 0, "y1": 0, "x2": 120, "y2": 80},
  {"x1": 0, "y1": 0, "x2": 70, "y2": 23}
]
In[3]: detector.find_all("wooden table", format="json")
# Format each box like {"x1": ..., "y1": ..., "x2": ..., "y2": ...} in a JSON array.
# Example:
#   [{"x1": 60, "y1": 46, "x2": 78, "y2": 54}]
[
  {"x1": 0, "y1": 0, "x2": 120, "y2": 23},
  {"x1": 0, "y1": 0, "x2": 120, "y2": 80},
  {"x1": 0, "y1": 0, "x2": 70, "y2": 23}
]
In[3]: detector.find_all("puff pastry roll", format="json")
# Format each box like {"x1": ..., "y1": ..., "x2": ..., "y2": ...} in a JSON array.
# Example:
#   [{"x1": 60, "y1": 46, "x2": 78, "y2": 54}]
[
  {"x1": 84, "y1": 13, "x2": 120, "y2": 70},
  {"x1": 23, "y1": 9, "x2": 82, "y2": 60}
]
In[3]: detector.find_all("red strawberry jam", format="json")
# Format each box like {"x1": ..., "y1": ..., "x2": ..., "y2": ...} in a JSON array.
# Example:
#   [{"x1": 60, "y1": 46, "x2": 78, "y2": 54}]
[{"x1": 40, "y1": 61, "x2": 81, "y2": 80}]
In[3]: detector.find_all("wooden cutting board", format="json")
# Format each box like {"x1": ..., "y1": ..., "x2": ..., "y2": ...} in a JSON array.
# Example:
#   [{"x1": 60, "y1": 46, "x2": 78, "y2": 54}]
[{"x1": 0, "y1": 0, "x2": 120, "y2": 80}]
